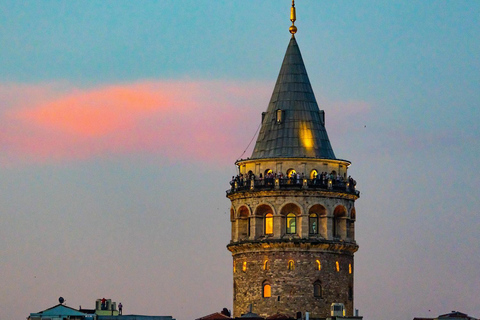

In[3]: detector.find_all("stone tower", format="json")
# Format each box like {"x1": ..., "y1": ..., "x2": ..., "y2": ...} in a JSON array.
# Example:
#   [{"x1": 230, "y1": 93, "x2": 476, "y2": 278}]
[{"x1": 226, "y1": 2, "x2": 359, "y2": 319}]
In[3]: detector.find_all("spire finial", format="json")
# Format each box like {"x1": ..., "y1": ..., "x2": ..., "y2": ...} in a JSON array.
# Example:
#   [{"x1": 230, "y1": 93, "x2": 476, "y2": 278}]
[{"x1": 289, "y1": 0, "x2": 297, "y2": 36}]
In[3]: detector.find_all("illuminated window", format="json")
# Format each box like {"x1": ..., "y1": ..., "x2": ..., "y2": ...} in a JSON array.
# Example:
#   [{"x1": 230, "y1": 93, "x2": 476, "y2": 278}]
[
  {"x1": 265, "y1": 169, "x2": 273, "y2": 176},
  {"x1": 286, "y1": 213, "x2": 296, "y2": 234},
  {"x1": 314, "y1": 281, "x2": 322, "y2": 298},
  {"x1": 309, "y1": 213, "x2": 318, "y2": 234},
  {"x1": 287, "y1": 169, "x2": 296, "y2": 178},
  {"x1": 265, "y1": 213, "x2": 273, "y2": 234},
  {"x1": 242, "y1": 261, "x2": 247, "y2": 272},
  {"x1": 276, "y1": 109, "x2": 283, "y2": 124},
  {"x1": 233, "y1": 262, "x2": 236, "y2": 273},
  {"x1": 316, "y1": 260, "x2": 321, "y2": 271},
  {"x1": 336, "y1": 261, "x2": 340, "y2": 272},
  {"x1": 349, "y1": 263, "x2": 352, "y2": 274},
  {"x1": 264, "y1": 260, "x2": 270, "y2": 271},
  {"x1": 288, "y1": 260, "x2": 295, "y2": 271},
  {"x1": 263, "y1": 281, "x2": 271, "y2": 298},
  {"x1": 310, "y1": 169, "x2": 318, "y2": 179}
]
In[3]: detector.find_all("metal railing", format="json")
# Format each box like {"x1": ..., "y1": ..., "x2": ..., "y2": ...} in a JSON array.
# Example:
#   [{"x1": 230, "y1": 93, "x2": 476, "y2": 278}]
[{"x1": 226, "y1": 178, "x2": 359, "y2": 196}]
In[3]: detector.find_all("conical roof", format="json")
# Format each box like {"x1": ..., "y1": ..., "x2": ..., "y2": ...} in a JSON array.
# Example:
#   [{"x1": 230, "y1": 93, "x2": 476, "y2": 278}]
[{"x1": 251, "y1": 37, "x2": 336, "y2": 160}]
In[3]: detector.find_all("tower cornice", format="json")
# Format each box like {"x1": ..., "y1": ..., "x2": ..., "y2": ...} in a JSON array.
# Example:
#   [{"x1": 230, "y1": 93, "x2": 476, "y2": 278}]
[{"x1": 227, "y1": 239, "x2": 359, "y2": 255}]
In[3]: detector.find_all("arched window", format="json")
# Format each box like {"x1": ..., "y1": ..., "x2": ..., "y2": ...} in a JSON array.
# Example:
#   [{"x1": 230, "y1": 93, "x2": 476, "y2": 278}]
[
  {"x1": 310, "y1": 169, "x2": 318, "y2": 179},
  {"x1": 336, "y1": 261, "x2": 340, "y2": 272},
  {"x1": 314, "y1": 281, "x2": 323, "y2": 298},
  {"x1": 233, "y1": 261, "x2": 236, "y2": 273},
  {"x1": 287, "y1": 169, "x2": 296, "y2": 178},
  {"x1": 242, "y1": 261, "x2": 247, "y2": 272},
  {"x1": 264, "y1": 260, "x2": 270, "y2": 271},
  {"x1": 288, "y1": 260, "x2": 295, "y2": 271},
  {"x1": 349, "y1": 263, "x2": 352, "y2": 274},
  {"x1": 286, "y1": 213, "x2": 296, "y2": 234},
  {"x1": 309, "y1": 213, "x2": 318, "y2": 234},
  {"x1": 316, "y1": 260, "x2": 321, "y2": 271},
  {"x1": 265, "y1": 213, "x2": 273, "y2": 235},
  {"x1": 263, "y1": 281, "x2": 271, "y2": 298}
]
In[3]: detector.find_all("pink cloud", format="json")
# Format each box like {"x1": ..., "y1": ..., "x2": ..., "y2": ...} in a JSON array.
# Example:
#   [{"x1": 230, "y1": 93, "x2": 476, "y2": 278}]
[{"x1": 0, "y1": 81, "x2": 271, "y2": 166}]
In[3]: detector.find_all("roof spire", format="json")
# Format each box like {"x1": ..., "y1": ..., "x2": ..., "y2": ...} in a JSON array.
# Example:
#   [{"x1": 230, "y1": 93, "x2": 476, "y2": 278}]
[{"x1": 289, "y1": 0, "x2": 297, "y2": 36}]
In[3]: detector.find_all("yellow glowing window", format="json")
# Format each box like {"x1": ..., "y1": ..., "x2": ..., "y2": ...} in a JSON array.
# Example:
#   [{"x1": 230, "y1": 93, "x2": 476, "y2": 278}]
[
  {"x1": 263, "y1": 283, "x2": 271, "y2": 298},
  {"x1": 286, "y1": 213, "x2": 296, "y2": 234},
  {"x1": 265, "y1": 213, "x2": 273, "y2": 234},
  {"x1": 233, "y1": 262, "x2": 236, "y2": 273},
  {"x1": 349, "y1": 264, "x2": 352, "y2": 274},
  {"x1": 336, "y1": 261, "x2": 340, "y2": 272},
  {"x1": 311, "y1": 170, "x2": 318, "y2": 179},
  {"x1": 276, "y1": 109, "x2": 283, "y2": 123},
  {"x1": 288, "y1": 260, "x2": 295, "y2": 271},
  {"x1": 316, "y1": 260, "x2": 321, "y2": 271},
  {"x1": 264, "y1": 260, "x2": 270, "y2": 270},
  {"x1": 242, "y1": 261, "x2": 247, "y2": 272},
  {"x1": 287, "y1": 169, "x2": 297, "y2": 178}
]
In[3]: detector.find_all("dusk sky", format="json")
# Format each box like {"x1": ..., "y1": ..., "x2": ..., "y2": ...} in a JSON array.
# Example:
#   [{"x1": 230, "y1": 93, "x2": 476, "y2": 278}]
[{"x1": 1, "y1": 1, "x2": 479, "y2": 320}]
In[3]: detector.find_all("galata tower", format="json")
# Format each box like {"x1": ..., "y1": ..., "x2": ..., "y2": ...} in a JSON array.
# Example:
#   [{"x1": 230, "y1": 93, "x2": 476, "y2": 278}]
[{"x1": 227, "y1": 2, "x2": 359, "y2": 318}]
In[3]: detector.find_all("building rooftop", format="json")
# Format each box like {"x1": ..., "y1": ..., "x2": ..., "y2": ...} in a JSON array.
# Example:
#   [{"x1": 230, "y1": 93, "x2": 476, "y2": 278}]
[{"x1": 250, "y1": 36, "x2": 336, "y2": 160}]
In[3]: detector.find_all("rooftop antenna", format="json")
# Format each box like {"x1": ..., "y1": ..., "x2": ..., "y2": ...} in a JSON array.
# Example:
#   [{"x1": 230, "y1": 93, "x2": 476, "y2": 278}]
[{"x1": 289, "y1": 0, "x2": 297, "y2": 37}]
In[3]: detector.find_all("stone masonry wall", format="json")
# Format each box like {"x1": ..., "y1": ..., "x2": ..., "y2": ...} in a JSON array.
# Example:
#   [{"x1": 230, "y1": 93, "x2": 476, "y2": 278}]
[{"x1": 232, "y1": 248, "x2": 354, "y2": 318}]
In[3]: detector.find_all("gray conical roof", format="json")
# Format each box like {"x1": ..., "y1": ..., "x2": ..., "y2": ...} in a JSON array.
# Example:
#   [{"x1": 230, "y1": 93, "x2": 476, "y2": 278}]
[{"x1": 251, "y1": 37, "x2": 336, "y2": 160}]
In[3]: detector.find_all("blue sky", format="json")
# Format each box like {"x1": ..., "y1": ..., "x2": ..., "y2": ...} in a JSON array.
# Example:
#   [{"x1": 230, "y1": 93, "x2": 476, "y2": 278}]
[{"x1": 1, "y1": 1, "x2": 479, "y2": 320}]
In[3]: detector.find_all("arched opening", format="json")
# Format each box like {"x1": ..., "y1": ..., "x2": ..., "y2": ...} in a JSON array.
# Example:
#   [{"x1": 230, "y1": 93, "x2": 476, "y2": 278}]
[
  {"x1": 336, "y1": 261, "x2": 340, "y2": 272},
  {"x1": 255, "y1": 204, "x2": 274, "y2": 235},
  {"x1": 264, "y1": 260, "x2": 270, "y2": 271},
  {"x1": 238, "y1": 206, "x2": 250, "y2": 239},
  {"x1": 263, "y1": 281, "x2": 271, "y2": 298},
  {"x1": 333, "y1": 205, "x2": 347, "y2": 239},
  {"x1": 280, "y1": 203, "x2": 301, "y2": 236},
  {"x1": 265, "y1": 213, "x2": 273, "y2": 235},
  {"x1": 313, "y1": 281, "x2": 323, "y2": 298},
  {"x1": 309, "y1": 213, "x2": 318, "y2": 234},
  {"x1": 316, "y1": 259, "x2": 321, "y2": 271},
  {"x1": 286, "y1": 168, "x2": 296, "y2": 178},
  {"x1": 288, "y1": 260, "x2": 295, "y2": 271},
  {"x1": 242, "y1": 261, "x2": 247, "y2": 272},
  {"x1": 310, "y1": 169, "x2": 318, "y2": 180},
  {"x1": 348, "y1": 207, "x2": 356, "y2": 240},
  {"x1": 309, "y1": 204, "x2": 327, "y2": 237},
  {"x1": 286, "y1": 213, "x2": 296, "y2": 234}
]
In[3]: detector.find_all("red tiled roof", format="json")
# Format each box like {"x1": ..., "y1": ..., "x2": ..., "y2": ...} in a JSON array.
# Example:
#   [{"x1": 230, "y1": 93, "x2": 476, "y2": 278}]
[{"x1": 196, "y1": 312, "x2": 231, "y2": 320}]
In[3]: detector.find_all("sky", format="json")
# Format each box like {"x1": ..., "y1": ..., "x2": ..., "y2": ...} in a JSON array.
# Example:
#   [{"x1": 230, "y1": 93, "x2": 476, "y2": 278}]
[{"x1": 1, "y1": 1, "x2": 479, "y2": 320}]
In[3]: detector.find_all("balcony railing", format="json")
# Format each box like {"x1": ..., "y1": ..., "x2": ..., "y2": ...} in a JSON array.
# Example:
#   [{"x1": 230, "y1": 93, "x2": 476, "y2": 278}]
[{"x1": 226, "y1": 178, "x2": 359, "y2": 196}]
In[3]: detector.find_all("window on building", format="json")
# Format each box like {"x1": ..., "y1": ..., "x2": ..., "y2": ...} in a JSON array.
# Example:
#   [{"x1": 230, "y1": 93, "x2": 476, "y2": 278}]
[
  {"x1": 276, "y1": 109, "x2": 283, "y2": 124},
  {"x1": 288, "y1": 260, "x2": 295, "y2": 271},
  {"x1": 233, "y1": 261, "x2": 236, "y2": 273},
  {"x1": 287, "y1": 169, "x2": 296, "y2": 178},
  {"x1": 310, "y1": 169, "x2": 318, "y2": 179},
  {"x1": 314, "y1": 281, "x2": 323, "y2": 298},
  {"x1": 264, "y1": 260, "x2": 270, "y2": 271},
  {"x1": 263, "y1": 281, "x2": 271, "y2": 298},
  {"x1": 309, "y1": 213, "x2": 318, "y2": 234},
  {"x1": 348, "y1": 286, "x2": 353, "y2": 300},
  {"x1": 243, "y1": 261, "x2": 247, "y2": 272},
  {"x1": 286, "y1": 213, "x2": 296, "y2": 234},
  {"x1": 265, "y1": 213, "x2": 273, "y2": 234},
  {"x1": 349, "y1": 263, "x2": 352, "y2": 274},
  {"x1": 336, "y1": 261, "x2": 340, "y2": 272},
  {"x1": 316, "y1": 259, "x2": 321, "y2": 271}
]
